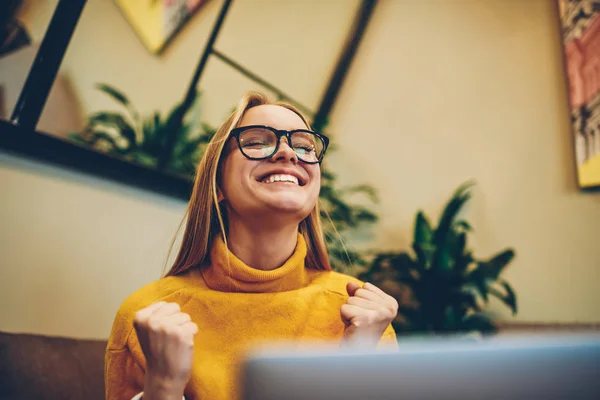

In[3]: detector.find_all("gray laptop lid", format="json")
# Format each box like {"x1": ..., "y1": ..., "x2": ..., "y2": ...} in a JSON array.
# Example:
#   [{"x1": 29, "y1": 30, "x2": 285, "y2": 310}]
[{"x1": 241, "y1": 334, "x2": 600, "y2": 400}]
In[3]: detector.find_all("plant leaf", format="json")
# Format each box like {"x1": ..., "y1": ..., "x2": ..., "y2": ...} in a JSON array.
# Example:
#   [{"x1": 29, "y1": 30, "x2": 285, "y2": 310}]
[
  {"x1": 475, "y1": 249, "x2": 515, "y2": 282},
  {"x1": 456, "y1": 220, "x2": 472, "y2": 231},
  {"x1": 453, "y1": 232, "x2": 467, "y2": 259},
  {"x1": 95, "y1": 83, "x2": 130, "y2": 106},
  {"x1": 489, "y1": 281, "x2": 518, "y2": 315},
  {"x1": 352, "y1": 207, "x2": 378, "y2": 224},
  {"x1": 468, "y1": 271, "x2": 489, "y2": 303},
  {"x1": 412, "y1": 243, "x2": 434, "y2": 271},
  {"x1": 460, "y1": 314, "x2": 497, "y2": 334},
  {"x1": 451, "y1": 290, "x2": 481, "y2": 313},
  {"x1": 431, "y1": 181, "x2": 474, "y2": 270},
  {"x1": 87, "y1": 112, "x2": 137, "y2": 151},
  {"x1": 68, "y1": 132, "x2": 89, "y2": 145},
  {"x1": 434, "y1": 182, "x2": 474, "y2": 241},
  {"x1": 340, "y1": 184, "x2": 379, "y2": 203},
  {"x1": 455, "y1": 251, "x2": 473, "y2": 272},
  {"x1": 321, "y1": 169, "x2": 336, "y2": 182},
  {"x1": 88, "y1": 131, "x2": 127, "y2": 154},
  {"x1": 501, "y1": 281, "x2": 518, "y2": 315},
  {"x1": 414, "y1": 211, "x2": 433, "y2": 246},
  {"x1": 466, "y1": 249, "x2": 515, "y2": 303}
]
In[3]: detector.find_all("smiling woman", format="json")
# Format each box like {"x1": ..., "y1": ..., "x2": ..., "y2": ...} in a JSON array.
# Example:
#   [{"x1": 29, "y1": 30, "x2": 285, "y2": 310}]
[{"x1": 104, "y1": 91, "x2": 399, "y2": 400}]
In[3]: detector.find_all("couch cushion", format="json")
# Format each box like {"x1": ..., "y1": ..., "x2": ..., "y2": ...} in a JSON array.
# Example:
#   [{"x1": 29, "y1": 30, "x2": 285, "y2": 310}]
[{"x1": 0, "y1": 331, "x2": 107, "y2": 400}]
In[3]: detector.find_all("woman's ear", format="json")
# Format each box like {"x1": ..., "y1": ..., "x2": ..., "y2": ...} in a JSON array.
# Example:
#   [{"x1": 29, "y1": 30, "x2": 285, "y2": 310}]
[{"x1": 217, "y1": 189, "x2": 225, "y2": 202}]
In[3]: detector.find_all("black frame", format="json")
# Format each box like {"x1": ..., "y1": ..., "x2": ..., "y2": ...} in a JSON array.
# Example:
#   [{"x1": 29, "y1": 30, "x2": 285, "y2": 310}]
[
  {"x1": 0, "y1": 0, "x2": 378, "y2": 199},
  {"x1": 229, "y1": 125, "x2": 329, "y2": 164},
  {"x1": 10, "y1": 0, "x2": 86, "y2": 129}
]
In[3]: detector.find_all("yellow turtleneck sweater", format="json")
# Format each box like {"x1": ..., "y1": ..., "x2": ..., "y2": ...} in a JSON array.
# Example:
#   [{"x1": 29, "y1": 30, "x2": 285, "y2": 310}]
[{"x1": 105, "y1": 234, "x2": 398, "y2": 400}]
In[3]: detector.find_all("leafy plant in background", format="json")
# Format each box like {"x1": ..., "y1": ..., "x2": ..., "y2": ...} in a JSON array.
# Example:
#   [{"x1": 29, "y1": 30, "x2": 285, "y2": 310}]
[
  {"x1": 70, "y1": 85, "x2": 379, "y2": 271},
  {"x1": 70, "y1": 83, "x2": 215, "y2": 178},
  {"x1": 358, "y1": 182, "x2": 517, "y2": 336},
  {"x1": 318, "y1": 156, "x2": 379, "y2": 272}
]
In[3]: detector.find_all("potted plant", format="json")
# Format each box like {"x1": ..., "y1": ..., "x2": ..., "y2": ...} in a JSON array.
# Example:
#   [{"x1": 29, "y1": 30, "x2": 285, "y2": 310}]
[
  {"x1": 358, "y1": 182, "x2": 517, "y2": 336},
  {"x1": 69, "y1": 83, "x2": 214, "y2": 178}
]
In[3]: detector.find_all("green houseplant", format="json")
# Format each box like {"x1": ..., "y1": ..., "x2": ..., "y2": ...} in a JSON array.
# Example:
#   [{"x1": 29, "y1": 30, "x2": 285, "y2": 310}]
[{"x1": 358, "y1": 182, "x2": 517, "y2": 336}]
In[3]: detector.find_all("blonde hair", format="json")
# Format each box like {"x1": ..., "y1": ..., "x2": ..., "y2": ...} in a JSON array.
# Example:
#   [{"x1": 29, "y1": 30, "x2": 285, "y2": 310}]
[{"x1": 165, "y1": 91, "x2": 332, "y2": 277}]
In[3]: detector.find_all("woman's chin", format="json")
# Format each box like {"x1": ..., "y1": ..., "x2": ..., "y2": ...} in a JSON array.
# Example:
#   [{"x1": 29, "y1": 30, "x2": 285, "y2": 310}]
[{"x1": 258, "y1": 193, "x2": 312, "y2": 215}]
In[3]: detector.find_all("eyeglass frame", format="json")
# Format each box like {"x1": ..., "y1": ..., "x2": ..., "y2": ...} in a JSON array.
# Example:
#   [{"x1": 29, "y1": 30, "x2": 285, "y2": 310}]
[{"x1": 228, "y1": 125, "x2": 330, "y2": 164}]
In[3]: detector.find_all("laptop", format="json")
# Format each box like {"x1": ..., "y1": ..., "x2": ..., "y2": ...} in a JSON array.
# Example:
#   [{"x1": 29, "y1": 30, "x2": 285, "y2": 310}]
[{"x1": 240, "y1": 333, "x2": 600, "y2": 400}]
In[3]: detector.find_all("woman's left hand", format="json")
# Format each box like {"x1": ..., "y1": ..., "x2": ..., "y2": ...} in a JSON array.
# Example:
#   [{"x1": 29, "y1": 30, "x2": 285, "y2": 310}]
[{"x1": 340, "y1": 281, "x2": 398, "y2": 348}]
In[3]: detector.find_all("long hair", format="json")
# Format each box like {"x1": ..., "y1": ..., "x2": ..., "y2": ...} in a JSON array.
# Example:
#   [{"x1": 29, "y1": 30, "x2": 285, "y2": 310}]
[{"x1": 165, "y1": 91, "x2": 332, "y2": 277}]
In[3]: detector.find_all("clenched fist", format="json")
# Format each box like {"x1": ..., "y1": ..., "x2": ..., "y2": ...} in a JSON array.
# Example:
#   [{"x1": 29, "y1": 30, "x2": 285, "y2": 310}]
[
  {"x1": 133, "y1": 301, "x2": 198, "y2": 400},
  {"x1": 340, "y1": 282, "x2": 398, "y2": 348}
]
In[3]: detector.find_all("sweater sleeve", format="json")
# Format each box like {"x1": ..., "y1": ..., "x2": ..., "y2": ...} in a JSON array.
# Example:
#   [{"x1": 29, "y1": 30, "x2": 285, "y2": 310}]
[
  {"x1": 105, "y1": 345, "x2": 188, "y2": 400},
  {"x1": 105, "y1": 347, "x2": 146, "y2": 400},
  {"x1": 377, "y1": 323, "x2": 399, "y2": 350}
]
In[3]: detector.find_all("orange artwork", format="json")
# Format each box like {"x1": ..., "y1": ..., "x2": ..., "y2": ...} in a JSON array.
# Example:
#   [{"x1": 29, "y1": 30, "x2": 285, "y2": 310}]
[{"x1": 559, "y1": 0, "x2": 600, "y2": 189}]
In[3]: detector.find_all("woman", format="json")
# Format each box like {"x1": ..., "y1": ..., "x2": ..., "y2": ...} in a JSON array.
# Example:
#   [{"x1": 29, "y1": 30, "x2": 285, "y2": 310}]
[{"x1": 105, "y1": 92, "x2": 399, "y2": 400}]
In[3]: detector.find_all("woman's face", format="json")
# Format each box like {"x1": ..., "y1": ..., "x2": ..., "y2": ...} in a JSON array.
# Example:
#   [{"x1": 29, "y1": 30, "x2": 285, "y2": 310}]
[{"x1": 219, "y1": 105, "x2": 321, "y2": 225}]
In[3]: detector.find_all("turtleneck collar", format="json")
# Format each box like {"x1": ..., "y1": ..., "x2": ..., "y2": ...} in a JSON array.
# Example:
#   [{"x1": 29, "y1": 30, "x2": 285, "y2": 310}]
[{"x1": 200, "y1": 232, "x2": 310, "y2": 293}]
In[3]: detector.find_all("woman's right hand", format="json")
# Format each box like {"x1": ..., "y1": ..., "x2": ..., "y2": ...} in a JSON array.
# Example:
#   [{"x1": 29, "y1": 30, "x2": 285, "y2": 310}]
[{"x1": 133, "y1": 301, "x2": 198, "y2": 400}]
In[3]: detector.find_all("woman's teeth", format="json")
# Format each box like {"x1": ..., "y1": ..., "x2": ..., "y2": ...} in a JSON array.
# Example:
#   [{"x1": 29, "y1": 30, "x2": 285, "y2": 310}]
[{"x1": 262, "y1": 174, "x2": 299, "y2": 185}]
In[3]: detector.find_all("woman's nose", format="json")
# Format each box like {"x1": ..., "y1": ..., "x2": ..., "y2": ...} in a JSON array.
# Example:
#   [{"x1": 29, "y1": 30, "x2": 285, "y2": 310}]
[{"x1": 270, "y1": 137, "x2": 298, "y2": 163}]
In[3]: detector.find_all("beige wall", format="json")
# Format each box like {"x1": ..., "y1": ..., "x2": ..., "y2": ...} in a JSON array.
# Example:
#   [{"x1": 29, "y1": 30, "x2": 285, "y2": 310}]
[
  {"x1": 330, "y1": 0, "x2": 600, "y2": 322},
  {"x1": 0, "y1": 152, "x2": 186, "y2": 339},
  {"x1": 0, "y1": 0, "x2": 598, "y2": 339}
]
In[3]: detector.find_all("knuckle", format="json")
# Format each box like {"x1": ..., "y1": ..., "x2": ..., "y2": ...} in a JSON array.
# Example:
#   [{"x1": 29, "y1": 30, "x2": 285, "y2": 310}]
[
  {"x1": 366, "y1": 310, "x2": 379, "y2": 324},
  {"x1": 184, "y1": 334, "x2": 195, "y2": 347},
  {"x1": 162, "y1": 324, "x2": 176, "y2": 335},
  {"x1": 133, "y1": 314, "x2": 145, "y2": 327},
  {"x1": 148, "y1": 317, "x2": 162, "y2": 332},
  {"x1": 180, "y1": 312, "x2": 192, "y2": 322},
  {"x1": 174, "y1": 328, "x2": 189, "y2": 342},
  {"x1": 379, "y1": 309, "x2": 391, "y2": 321},
  {"x1": 384, "y1": 306, "x2": 396, "y2": 319}
]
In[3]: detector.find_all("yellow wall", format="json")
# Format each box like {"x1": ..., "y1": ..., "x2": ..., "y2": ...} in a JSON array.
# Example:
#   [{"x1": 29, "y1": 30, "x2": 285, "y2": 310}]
[{"x1": 1, "y1": 0, "x2": 598, "y2": 339}]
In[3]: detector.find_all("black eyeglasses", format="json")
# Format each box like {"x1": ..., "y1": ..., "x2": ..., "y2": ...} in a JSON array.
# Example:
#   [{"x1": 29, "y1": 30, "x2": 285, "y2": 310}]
[{"x1": 228, "y1": 125, "x2": 329, "y2": 164}]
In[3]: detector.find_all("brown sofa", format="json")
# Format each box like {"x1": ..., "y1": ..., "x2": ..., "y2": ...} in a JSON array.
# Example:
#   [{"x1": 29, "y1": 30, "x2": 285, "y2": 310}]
[{"x1": 0, "y1": 331, "x2": 106, "y2": 400}]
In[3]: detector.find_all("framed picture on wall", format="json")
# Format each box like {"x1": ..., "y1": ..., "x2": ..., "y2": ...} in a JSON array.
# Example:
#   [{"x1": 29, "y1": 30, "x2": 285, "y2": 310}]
[
  {"x1": 114, "y1": 0, "x2": 208, "y2": 55},
  {"x1": 558, "y1": 0, "x2": 600, "y2": 189}
]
